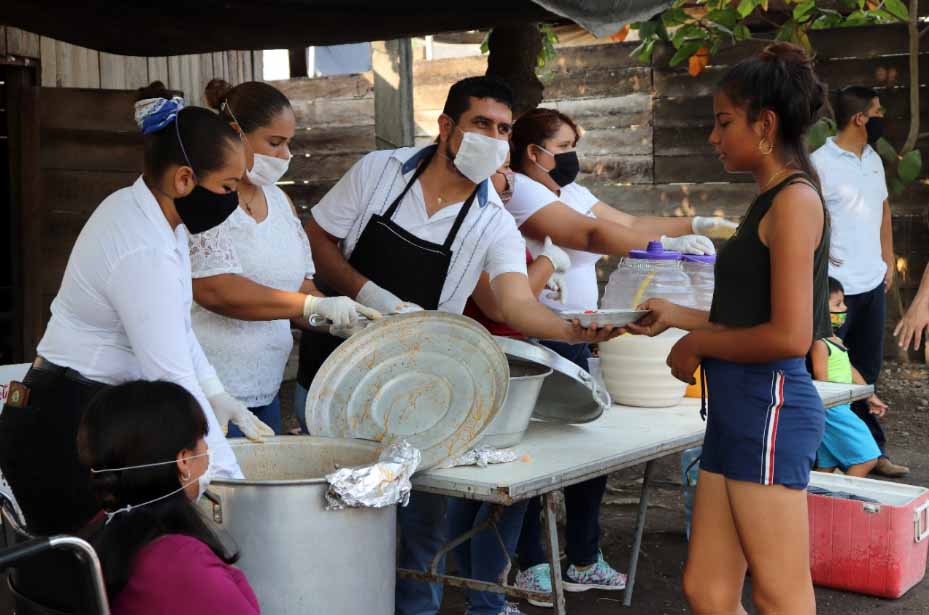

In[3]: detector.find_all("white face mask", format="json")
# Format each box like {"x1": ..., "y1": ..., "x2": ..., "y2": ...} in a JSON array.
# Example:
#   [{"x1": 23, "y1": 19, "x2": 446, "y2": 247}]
[
  {"x1": 91, "y1": 448, "x2": 215, "y2": 524},
  {"x1": 246, "y1": 151, "x2": 291, "y2": 186},
  {"x1": 451, "y1": 128, "x2": 510, "y2": 185}
]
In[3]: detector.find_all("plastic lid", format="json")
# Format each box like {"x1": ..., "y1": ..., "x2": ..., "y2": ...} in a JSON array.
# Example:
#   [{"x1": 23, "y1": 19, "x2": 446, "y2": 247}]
[
  {"x1": 628, "y1": 240, "x2": 682, "y2": 261},
  {"x1": 682, "y1": 254, "x2": 717, "y2": 264}
]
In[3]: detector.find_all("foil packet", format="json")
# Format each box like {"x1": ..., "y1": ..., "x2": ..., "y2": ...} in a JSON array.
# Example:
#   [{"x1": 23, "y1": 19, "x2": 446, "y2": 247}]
[
  {"x1": 325, "y1": 440, "x2": 421, "y2": 510},
  {"x1": 438, "y1": 446, "x2": 518, "y2": 469}
]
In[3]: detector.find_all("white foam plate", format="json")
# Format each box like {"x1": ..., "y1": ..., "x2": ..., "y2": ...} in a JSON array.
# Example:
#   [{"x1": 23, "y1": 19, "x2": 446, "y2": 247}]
[{"x1": 560, "y1": 309, "x2": 649, "y2": 328}]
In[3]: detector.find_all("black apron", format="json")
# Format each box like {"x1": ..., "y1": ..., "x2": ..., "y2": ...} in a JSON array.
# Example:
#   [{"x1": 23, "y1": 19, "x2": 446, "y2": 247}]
[{"x1": 297, "y1": 154, "x2": 479, "y2": 389}]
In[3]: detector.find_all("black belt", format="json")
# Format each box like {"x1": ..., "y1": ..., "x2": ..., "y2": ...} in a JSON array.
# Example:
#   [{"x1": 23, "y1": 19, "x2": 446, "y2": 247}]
[{"x1": 30, "y1": 357, "x2": 103, "y2": 388}]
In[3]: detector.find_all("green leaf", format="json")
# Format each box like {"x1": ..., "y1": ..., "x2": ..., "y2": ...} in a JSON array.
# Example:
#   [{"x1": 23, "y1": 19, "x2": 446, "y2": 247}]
[
  {"x1": 806, "y1": 118, "x2": 837, "y2": 151},
  {"x1": 734, "y1": 24, "x2": 752, "y2": 41},
  {"x1": 875, "y1": 137, "x2": 898, "y2": 164},
  {"x1": 889, "y1": 176, "x2": 906, "y2": 195},
  {"x1": 737, "y1": 0, "x2": 757, "y2": 18},
  {"x1": 776, "y1": 19, "x2": 797, "y2": 41},
  {"x1": 842, "y1": 10, "x2": 870, "y2": 26},
  {"x1": 793, "y1": 0, "x2": 815, "y2": 21},
  {"x1": 670, "y1": 40, "x2": 705, "y2": 66},
  {"x1": 632, "y1": 39, "x2": 657, "y2": 63},
  {"x1": 662, "y1": 8, "x2": 691, "y2": 28},
  {"x1": 480, "y1": 33, "x2": 490, "y2": 55},
  {"x1": 884, "y1": 0, "x2": 909, "y2": 20},
  {"x1": 707, "y1": 8, "x2": 741, "y2": 29},
  {"x1": 639, "y1": 20, "x2": 659, "y2": 40},
  {"x1": 899, "y1": 150, "x2": 924, "y2": 183},
  {"x1": 673, "y1": 23, "x2": 705, "y2": 48}
]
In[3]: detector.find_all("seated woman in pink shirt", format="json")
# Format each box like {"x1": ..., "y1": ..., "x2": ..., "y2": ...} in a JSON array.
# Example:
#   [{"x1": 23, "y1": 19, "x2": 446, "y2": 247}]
[{"x1": 78, "y1": 380, "x2": 259, "y2": 615}]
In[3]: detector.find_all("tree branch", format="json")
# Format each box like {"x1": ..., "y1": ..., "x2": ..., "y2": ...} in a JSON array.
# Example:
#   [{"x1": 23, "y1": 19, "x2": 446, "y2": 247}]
[
  {"x1": 920, "y1": 25, "x2": 928, "y2": 40},
  {"x1": 901, "y1": 0, "x2": 920, "y2": 154}
]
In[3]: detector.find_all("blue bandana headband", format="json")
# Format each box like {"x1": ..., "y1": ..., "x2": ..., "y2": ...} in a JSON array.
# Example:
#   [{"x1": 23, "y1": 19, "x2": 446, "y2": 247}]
[{"x1": 134, "y1": 96, "x2": 185, "y2": 135}]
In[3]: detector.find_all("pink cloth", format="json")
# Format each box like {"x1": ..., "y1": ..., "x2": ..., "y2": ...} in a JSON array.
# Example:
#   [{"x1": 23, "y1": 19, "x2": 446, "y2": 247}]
[{"x1": 112, "y1": 534, "x2": 260, "y2": 615}]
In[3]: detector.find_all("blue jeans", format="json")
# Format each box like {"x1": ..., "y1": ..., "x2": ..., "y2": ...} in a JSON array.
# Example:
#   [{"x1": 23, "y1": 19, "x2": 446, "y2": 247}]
[
  {"x1": 447, "y1": 499, "x2": 529, "y2": 615},
  {"x1": 293, "y1": 382, "x2": 309, "y2": 434},
  {"x1": 518, "y1": 339, "x2": 605, "y2": 569},
  {"x1": 227, "y1": 394, "x2": 281, "y2": 438},
  {"x1": 396, "y1": 492, "x2": 449, "y2": 615},
  {"x1": 837, "y1": 282, "x2": 887, "y2": 454}
]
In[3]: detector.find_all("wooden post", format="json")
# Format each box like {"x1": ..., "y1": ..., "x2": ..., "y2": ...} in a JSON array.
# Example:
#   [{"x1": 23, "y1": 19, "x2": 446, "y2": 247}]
[
  {"x1": 372, "y1": 39, "x2": 414, "y2": 150},
  {"x1": 289, "y1": 48, "x2": 308, "y2": 79}
]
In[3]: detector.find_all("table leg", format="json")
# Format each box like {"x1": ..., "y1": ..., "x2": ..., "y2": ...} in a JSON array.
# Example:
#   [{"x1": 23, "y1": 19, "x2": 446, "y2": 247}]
[
  {"x1": 622, "y1": 459, "x2": 657, "y2": 607},
  {"x1": 543, "y1": 492, "x2": 567, "y2": 615}
]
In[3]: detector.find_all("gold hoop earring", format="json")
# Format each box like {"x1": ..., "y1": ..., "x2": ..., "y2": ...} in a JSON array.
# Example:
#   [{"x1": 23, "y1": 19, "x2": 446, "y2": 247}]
[{"x1": 758, "y1": 138, "x2": 774, "y2": 156}]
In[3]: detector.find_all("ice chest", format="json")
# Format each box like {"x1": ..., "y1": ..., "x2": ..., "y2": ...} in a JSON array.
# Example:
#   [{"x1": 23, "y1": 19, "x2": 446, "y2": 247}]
[{"x1": 808, "y1": 473, "x2": 929, "y2": 598}]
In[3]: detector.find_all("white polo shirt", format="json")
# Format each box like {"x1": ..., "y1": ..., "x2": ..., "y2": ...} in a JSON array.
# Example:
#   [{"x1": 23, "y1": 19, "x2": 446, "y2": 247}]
[
  {"x1": 505, "y1": 173, "x2": 603, "y2": 311},
  {"x1": 312, "y1": 145, "x2": 528, "y2": 314},
  {"x1": 811, "y1": 137, "x2": 888, "y2": 295},
  {"x1": 37, "y1": 177, "x2": 242, "y2": 479}
]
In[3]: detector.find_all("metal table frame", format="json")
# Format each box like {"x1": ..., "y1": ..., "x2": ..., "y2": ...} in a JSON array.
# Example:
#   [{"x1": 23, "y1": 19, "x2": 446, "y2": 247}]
[{"x1": 400, "y1": 381, "x2": 874, "y2": 613}]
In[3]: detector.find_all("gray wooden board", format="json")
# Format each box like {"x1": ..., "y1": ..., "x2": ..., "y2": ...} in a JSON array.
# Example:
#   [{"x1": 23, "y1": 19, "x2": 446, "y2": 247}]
[{"x1": 414, "y1": 382, "x2": 873, "y2": 503}]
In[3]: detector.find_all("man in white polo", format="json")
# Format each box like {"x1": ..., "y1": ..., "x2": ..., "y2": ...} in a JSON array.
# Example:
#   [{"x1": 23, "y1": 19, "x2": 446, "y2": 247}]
[{"x1": 812, "y1": 85, "x2": 907, "y2": 477}]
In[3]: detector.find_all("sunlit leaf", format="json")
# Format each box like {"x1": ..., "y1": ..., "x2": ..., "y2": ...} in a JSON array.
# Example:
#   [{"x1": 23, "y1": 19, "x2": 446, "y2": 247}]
[
  {"x1": 610, "y1": 25, "x2": 631, "y2": 42},
  {"x1": 737, "y1": 0, "x2": 757, "y2": 18},
  {"x1": 883, "y1": 0, "x2": 909, "y2": 21},
  {"x1": 689, "y1": 48, "x2": 710, "y2": 76},
  {"x1": 671, "y1": 40, "x2": 705, "y2": 66},
  {"x1": 794, "y1": 0, "x2": 815, "y2": 21}
]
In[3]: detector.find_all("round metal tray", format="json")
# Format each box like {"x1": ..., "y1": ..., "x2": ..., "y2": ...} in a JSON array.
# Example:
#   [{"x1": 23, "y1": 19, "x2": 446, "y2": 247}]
[{"x1": 306, "y1": 311, "x2": 509, "y2": 470}]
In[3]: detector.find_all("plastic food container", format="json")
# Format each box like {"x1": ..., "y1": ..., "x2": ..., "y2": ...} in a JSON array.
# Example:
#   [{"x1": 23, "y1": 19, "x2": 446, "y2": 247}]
[
  {"x1": 601, "y1": 241, "x2": 694, "y2": 310},
  {"x1": 681, "y1": 254, "x2": 716, "y2": 312}
]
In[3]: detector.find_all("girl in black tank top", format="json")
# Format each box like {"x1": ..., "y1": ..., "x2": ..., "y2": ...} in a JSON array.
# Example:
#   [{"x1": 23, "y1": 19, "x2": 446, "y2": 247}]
[{"x1": 626, "y1": 43, "x2": 829, "y2": 615}]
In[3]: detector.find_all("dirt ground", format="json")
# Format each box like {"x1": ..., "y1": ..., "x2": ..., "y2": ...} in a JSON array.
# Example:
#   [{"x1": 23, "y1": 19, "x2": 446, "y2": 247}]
[{"x1": 423, "y1": 360, "x2": 929, "y2": 615}]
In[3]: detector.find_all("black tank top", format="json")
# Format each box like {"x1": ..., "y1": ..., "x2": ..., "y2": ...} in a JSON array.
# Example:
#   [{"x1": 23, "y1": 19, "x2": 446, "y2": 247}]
[{"x1": 709, "y1": 173, "x2": 832, "y2": 342}]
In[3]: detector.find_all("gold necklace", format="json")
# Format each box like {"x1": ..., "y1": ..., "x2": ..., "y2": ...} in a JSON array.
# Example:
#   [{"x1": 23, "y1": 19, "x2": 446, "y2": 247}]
[
  {"x1": 761, "y1": 166, "x2": 796, "y2": 192},
  {"x1": 241, "y1": 185, "x2": 258, "y2": 216}
]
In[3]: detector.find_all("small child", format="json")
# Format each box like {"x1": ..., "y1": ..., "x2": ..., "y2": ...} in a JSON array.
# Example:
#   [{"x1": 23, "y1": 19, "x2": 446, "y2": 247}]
[{"x1": 810, "y1": 278, "x2": 886, "y2": 477}]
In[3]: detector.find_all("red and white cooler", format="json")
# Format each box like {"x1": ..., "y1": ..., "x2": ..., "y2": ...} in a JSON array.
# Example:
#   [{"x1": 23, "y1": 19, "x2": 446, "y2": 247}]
[{"x1": 808, "y1": 473, "x2": 929, "y2": 598}]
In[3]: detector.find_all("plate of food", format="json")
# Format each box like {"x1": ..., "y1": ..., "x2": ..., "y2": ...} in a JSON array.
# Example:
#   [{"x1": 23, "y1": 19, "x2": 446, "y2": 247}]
[{"x1": 560, "y1": 308, "x2": 649, "y2": 328}]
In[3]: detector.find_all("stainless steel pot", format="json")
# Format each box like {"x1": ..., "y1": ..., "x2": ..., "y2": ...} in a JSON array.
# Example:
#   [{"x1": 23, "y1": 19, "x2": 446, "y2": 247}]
[
  {"x1": 207, "y1": 437, "x2": 396, "y2": 615},
  {"x1": 479, "y1": 358, "x2": 551, "y2": 448}
]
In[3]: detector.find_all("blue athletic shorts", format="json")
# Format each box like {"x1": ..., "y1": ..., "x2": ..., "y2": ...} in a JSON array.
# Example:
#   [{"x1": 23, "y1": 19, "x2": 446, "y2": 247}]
[
  {"x1": 701, "y1": 357, "x2": 825, "y2": 489},
  {"x1": 816, "y1": 404, "x2": 881, "y2": 471}
]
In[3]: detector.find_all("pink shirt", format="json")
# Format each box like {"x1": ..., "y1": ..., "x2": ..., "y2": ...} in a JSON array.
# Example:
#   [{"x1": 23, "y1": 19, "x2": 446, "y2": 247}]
[{"x1": 113, "y1": 534, "x2": 260, "y2": 615}]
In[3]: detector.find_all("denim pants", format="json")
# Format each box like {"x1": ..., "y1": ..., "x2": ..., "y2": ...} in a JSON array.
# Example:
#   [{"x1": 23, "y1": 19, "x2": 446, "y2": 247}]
[
  {"x1": 227, "y1": 393, "x2": 281, "y2": 438},
  {"x1": 447, "y1": 498, "x2": 529, "y2": 615},
  {"x1": 837, "y1": 282, "x2": 886, "y2": 454},
  {"x1": 516, "y1": 339, "x2": 605, "y2": 569},
  {"x1": 293, "y1": 382, "x2": 309, "y2": 434},
  {"x1": 396, "y1": 492, "x2": 450, "y2": 615}
]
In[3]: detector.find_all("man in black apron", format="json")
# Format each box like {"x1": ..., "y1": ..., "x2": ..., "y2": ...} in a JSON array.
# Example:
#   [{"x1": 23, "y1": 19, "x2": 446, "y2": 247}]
[{"x1": 304, "y1": 76, "x2": 619, "y2": 615}]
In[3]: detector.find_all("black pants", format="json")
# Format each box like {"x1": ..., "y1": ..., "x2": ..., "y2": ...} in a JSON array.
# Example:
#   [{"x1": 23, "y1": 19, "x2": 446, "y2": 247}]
[
  {"x1": 0, "y1": 367, "x2": 106, "y2": 535},
  {"x1": 837, "y1": 283, "x2": 887, "y2": 454}
]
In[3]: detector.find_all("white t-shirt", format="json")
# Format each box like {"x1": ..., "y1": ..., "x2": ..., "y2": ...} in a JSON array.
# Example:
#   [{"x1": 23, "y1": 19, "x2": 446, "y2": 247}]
[
  {"x1": 190, "y1": 185, "x2": 314, "y2": 407},
  {"x1": 37, "y1": 177, "x2": 242, "y2": 479},
  {"x1": 311, "y1": 145, "x2": 528, "y2": 314},
  {"x1": 505, "y1": 174, "x2": 602, "y2": 311},
  {"x1": 811, "y1": 137, "x2": 889, "y2": 295}
]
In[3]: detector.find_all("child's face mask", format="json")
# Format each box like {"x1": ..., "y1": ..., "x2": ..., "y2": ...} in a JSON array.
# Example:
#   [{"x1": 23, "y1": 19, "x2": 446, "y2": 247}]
[{"x1": 830, "y1": 310, "x2": 847, "y2": 330}]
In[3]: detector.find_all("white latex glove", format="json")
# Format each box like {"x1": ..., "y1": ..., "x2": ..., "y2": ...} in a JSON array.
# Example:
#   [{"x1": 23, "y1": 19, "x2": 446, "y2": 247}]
[
  {"x1": 303, "y1": 295, "x2": 382, "y2": 327},
  {"x1": 206, "y1": 389, "x2": 275, "y2": 442},
  {"x1": 545, "y1": 271, "x2": 568, "y2": 305},
  {"x1": 660, "y1": 234, "x2": 716, "y2": 256},
  {"x1": 692, "y1": 216, "x2": 738, "y2": 239},
  {"x1": 526, "y1": 236, "x2": 571, "y2": 273},
  {"x1": 356, "y1": 281, "x2": 423, "y2": 315}
]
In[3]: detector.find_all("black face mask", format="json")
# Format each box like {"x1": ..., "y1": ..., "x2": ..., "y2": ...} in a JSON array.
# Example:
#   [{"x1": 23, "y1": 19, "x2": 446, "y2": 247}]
[
  {"x1": 536, "y1": 147, "x2": 581, "y2": 187},
  {"x1": 865, "y1": 115, "x2": 885, "y2": 145},
  {"x1": 174, "y1": 184, "x2": 239, "y2": 234}
]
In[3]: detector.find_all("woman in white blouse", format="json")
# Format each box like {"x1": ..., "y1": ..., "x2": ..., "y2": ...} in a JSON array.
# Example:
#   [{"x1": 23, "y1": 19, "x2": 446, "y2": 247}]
[
  {"x1": 189, "y1": 80, "x2": 372, "y2": 435},
  {"x1": 0, "y1": 85, "x2": 256, "y2": 535}
]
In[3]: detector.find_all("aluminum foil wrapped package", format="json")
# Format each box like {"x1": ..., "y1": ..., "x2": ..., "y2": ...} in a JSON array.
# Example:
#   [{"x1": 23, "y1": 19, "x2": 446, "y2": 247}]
[
  {"x1": 325, "y1": 440, "x2": 421, "y2": 510},
  {"x1": 438, "y1": 446, "x2": 518, "y2": 469}
]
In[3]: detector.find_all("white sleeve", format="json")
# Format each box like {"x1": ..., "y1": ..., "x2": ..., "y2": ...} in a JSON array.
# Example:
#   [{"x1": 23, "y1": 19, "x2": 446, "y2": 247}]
[
  {"x1": 189, "y1": 222, "x2": 243, "y2": 279},
  {"x1": 286, "y1": 206, "x2": 316, "y2": 279},
  {"x1": 106, "y1": 250, "x2": 242, "y2": 478},
  {"x1": 505, "y1": 174, "x2": 560, "y2": 227},
  {"x1": 311, "y1": 154, "x2": 371, "y2": 239},
  {"x1": 565, "y1": 183, "x2": 600, "y2": 214},
  {"x1": 484, "y1": 210, "x2": 529, "y2": 281}
]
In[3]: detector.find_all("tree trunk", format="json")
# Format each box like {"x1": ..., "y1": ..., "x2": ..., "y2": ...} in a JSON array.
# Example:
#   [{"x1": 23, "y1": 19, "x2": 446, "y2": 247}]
[
  {"x1": 485, "y1": 24, "x2": 544, "y2": 118},
  {"x1": 901, "y1": 0, "x2": 920, "y2": 154}
]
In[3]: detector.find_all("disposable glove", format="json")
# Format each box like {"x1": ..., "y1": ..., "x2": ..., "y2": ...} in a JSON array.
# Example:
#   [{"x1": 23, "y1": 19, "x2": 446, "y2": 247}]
[
  {"x1": 660, "y1": 234, "x2": 716, "y2": 256},
  {"x1": 356, "y1": 281, "x2": 423, "y2": 315},
  {"x1": 692, "y1": 216, "x2": 738, "y2": 240},
  {"x1": 303, "y1": 295, "x2": 382, "y2": 327}
]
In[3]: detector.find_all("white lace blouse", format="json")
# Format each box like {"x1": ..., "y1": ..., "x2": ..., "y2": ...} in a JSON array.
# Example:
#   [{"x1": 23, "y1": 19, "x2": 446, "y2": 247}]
[{"x1": 190, "y1": 185, "x2": 314, "y2": 407}]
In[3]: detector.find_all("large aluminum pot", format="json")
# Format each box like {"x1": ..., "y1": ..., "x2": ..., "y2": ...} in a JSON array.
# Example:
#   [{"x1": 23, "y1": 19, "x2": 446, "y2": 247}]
[
  {"x1": 207, "y1": 437, "x2": 396, "y2": 615},
  {"x1": 480, "y1": 358, "x2": 551, "y2": 448}
]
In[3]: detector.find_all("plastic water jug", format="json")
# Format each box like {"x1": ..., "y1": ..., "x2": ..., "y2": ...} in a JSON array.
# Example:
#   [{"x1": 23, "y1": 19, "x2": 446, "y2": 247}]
[
  {"x1": 681, "y1": 254, "x2": 716, "y2": 312},
  {"x1": 601, "y1": 241, "x2": 694, "y2": 310}
]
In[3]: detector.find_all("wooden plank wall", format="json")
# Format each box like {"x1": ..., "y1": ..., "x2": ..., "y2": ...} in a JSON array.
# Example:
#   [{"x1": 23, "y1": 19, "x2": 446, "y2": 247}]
[
  {"x1": 275, "y1": 73, "x2": 376, "y2": 217},
  {"x1": 0, "y1": 26, "x2": 259, "y2": 104}
]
